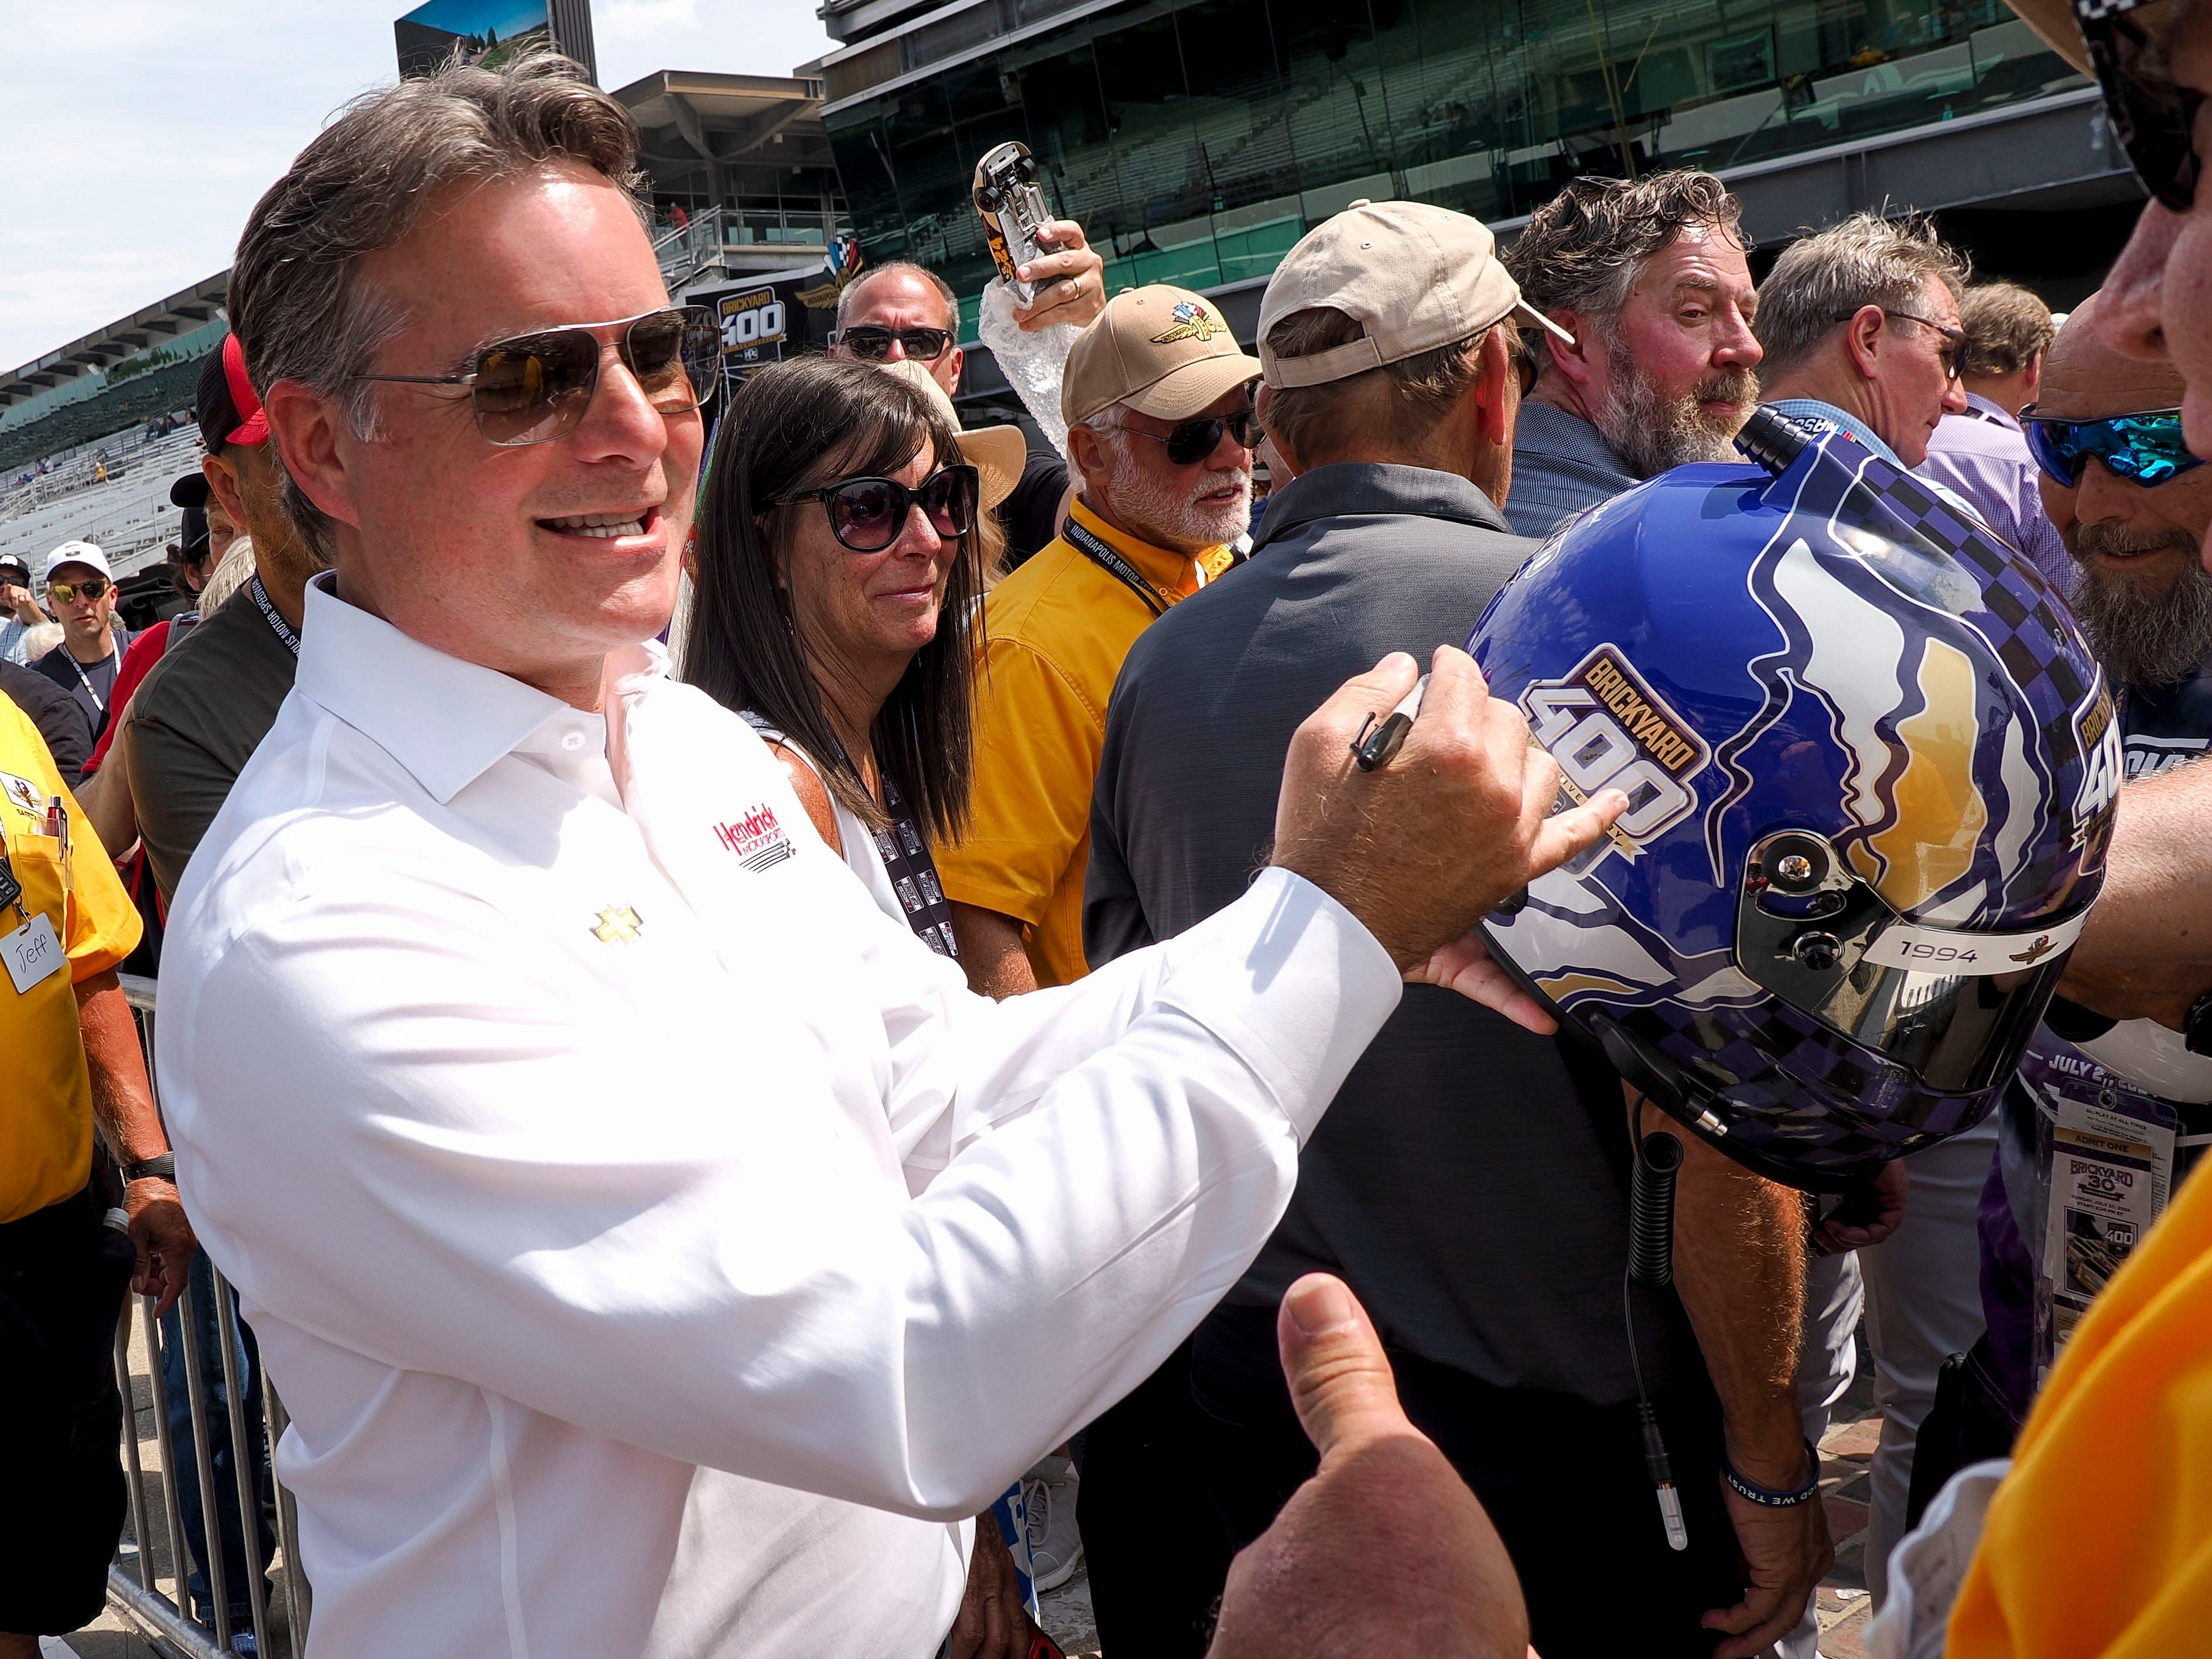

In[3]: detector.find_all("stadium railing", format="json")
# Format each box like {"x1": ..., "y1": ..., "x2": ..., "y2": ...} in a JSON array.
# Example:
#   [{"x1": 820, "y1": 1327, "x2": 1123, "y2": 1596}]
[{"x1": 107, "y1": 973, "x2": 312, "y2": 1659}]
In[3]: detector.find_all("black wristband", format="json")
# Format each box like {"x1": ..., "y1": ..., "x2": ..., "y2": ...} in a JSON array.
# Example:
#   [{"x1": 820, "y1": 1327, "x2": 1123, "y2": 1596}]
[
  {"x1": 122, "y1": 1153, "x2": 176, "y2": 1182},
  {"x1": 1720, "y1": 1438, "x2": 1820, "y2": 1508}
]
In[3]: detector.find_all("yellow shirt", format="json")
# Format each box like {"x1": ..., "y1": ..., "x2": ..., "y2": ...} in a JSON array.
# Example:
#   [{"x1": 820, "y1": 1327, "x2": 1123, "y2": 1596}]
[
  {"x1": 938, "y1": 500, "x2": 1233, "y2": 987},
  {"x1": 1948, "y1": 1151, "x2": 2212, "y2": 1658},
  {"x1": 0, "y1": 695, "x2": 141, "y2": 1224}
]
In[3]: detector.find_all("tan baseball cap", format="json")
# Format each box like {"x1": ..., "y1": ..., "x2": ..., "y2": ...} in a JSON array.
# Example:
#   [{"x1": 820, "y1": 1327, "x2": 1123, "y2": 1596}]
[
  {"x1": 1258, "y1": 200, "x2": 1575, "y2": 389},
  {"x1": 880, "y1": 359, "x2": 1027, "y2": 511},
  {"x1": 1061, "y1": 286, "x2": 1263, "y2": 427}
]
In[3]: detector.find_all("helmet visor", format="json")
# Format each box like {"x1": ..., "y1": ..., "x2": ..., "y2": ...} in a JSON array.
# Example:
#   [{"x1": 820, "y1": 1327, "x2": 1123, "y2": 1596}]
[{"x1": 1736, "y1": 835, "x2": 2090, "y2": 1096}]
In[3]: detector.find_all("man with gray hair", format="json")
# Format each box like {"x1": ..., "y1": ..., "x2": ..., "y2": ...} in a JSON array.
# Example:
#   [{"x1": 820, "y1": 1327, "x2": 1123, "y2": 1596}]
[
  {"x1": 1754, "y1": 208, "x2": 1998, "y2": 1627},
  {"x1": 1501, "y1": 170, "x2": 1763, "y2": 538},
  {"x1": 157, "y1": 50, "x2": 1611, "y2": 1659},
  {"x1": 1753, "y1": 211, "x2": 1971, "y2": 469}
]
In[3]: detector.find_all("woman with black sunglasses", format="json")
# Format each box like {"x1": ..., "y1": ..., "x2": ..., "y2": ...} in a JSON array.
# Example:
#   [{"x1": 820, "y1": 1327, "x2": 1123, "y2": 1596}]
[
  {"x1": 685, "y1": 356, "x2": 1020, "y2": 894},
  {"x1": 685, "y1": 354, "x2": 1048, "y2": 1659}
]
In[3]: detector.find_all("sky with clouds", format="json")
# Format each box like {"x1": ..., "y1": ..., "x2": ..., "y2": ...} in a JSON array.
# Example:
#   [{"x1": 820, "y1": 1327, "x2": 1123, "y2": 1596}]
[{"x1": 0, "y1": 0, "x2": 834, "y2": 372}]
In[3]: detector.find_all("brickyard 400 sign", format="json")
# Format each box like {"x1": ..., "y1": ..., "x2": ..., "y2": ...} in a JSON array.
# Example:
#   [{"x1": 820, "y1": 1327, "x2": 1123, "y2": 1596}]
[{"x1": 718, "y1": 288, "x2": 788, "y2": 378}]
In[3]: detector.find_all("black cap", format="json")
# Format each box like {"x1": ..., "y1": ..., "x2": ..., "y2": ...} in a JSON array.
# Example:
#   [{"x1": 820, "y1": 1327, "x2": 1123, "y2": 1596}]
[
  {"x1": 170, "y1": 470, "x2": 210, "y2": 509},
  {"x1": 178, "y1": 506, "x2": 210, "y2": 563},
  {"x1": 194, "y1": 342, "x2": 258, "y2": 451},
  {"x1": 0, "y1": 555, "x2": 29, "y2": 582}
]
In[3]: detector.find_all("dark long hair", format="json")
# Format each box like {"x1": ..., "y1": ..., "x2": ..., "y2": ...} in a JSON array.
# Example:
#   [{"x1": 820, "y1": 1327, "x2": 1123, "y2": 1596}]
[{"x1": 686, "y1": 356, "x2": 985, "y2": 842}]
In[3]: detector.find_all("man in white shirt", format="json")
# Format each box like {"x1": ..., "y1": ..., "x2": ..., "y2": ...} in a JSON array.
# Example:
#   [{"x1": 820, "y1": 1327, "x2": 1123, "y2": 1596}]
[{"x1": 158, "y1": 53, "x2": 1618, "y2": 1659}]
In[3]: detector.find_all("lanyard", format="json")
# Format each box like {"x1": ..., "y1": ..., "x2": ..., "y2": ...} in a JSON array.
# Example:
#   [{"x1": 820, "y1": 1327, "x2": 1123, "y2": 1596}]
[
  {"x1": 822, "y1": 732, "x2": 963, "y2": 960},
  {"x1": 249, "y1": 574, "x2": 302, "y2": 658},
  {"x1": 64, "y1": 651, "x2": 111, "y2": 720},
  {"x1": 1062, "y1": 516, "x2": 1177, "y2": 618}
]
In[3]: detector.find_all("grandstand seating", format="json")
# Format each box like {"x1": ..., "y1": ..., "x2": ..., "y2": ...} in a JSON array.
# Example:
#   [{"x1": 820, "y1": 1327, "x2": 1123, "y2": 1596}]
[
  {"x1": 0, "y1": 351, "x2": 206, "y2": 476},
  {"x1": 0, "y1": 424, "x2": 207, "y2": 580}
]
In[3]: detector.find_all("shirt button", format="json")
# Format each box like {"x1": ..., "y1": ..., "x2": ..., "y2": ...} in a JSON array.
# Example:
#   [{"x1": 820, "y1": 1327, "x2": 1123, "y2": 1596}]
[{"x1": 560, "y1": 730, "x2": 587, "y2": 752}]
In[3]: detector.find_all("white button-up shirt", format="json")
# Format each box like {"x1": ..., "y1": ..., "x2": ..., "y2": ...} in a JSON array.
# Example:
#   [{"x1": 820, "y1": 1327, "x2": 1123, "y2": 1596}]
[{"x1": 158, "y1": 577, "x2": 1401, "y2": 1659}]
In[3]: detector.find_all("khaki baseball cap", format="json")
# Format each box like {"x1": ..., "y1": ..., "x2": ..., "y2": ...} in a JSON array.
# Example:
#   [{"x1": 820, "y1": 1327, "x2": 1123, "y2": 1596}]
[
  {"x1": 1061, "y1": 286, "x2": 1263, "y2": 427},
  {"x1": 881, "y1": 358, "x2": 1027, "y2": 511},
  {"x1": 1258, "y1": 200, "x2": 1575, "y2": 389}
]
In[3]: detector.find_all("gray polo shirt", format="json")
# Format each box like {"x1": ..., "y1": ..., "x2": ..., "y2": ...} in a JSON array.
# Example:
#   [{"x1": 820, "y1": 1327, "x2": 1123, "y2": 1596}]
[
  {"x1": 1086, "y1": 460, "x2": 1701, "y2": 1402},
  {"x1": 1505, "y1": 401, "x2": 1639, "y2": 539}
]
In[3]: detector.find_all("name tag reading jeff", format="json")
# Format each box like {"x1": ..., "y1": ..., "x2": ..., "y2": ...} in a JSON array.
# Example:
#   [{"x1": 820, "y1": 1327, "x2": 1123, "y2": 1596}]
[{"x1": 2, "y1": 912, "x2": 64, "y2": 994}]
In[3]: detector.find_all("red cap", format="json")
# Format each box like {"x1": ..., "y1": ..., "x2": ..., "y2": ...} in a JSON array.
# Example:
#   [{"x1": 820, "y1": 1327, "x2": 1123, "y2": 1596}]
[{"x1": 221, "y1": 333, "x2": 269, "y2": 446}]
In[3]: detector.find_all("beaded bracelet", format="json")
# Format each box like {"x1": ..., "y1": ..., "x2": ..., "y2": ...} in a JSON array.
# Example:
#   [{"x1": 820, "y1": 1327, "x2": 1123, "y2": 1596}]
[{"x1": 1721, "y1": 1438, "x2": 1821, "y2": 1508}]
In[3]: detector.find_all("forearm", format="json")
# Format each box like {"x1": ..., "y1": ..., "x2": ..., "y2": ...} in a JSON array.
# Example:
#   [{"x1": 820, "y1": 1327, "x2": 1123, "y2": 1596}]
[
  {"x1": 74, "y1": 969, "x2": 167, "y2": 1163},
  {"x1": 76, "y1": 751, "x2": 139, "y2": 859},
  {"x1": 2061, "y1": 760, "x2": 2212, "y2": 1025},
  {"x1": 950, "y1": 902, "x2": 1040, "y2": 998},
  {"x1": 176, "y1": 873, "x2": 1400, "y2": 1516},
  {"x1": 1649, "y1": 1097, "x2": 1807, "y2": 1481}
]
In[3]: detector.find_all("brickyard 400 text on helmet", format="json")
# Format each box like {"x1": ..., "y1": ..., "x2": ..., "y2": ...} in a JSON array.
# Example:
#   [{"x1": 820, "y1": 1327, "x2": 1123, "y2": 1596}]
[{"x1": 1472, "y1": 409, "x2": 2121, "y2": 1191}]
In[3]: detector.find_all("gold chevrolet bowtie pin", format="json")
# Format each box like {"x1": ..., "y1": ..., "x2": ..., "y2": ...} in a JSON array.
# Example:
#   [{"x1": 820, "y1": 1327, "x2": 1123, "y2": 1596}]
[{"x1": 592, "y1": 906, "x2": 643, "y2": 943}]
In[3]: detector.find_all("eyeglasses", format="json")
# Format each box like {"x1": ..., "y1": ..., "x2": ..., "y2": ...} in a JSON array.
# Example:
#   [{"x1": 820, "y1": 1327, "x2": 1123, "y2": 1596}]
[
  {"x1": 1835, "y1": 309, "x2": 1967, "y2": 381},
  {"x1": 778, "y1": 464, "x2": 981, "y2": 553},
  {"x1": 1123, "y1": 406, "x2": 1264, "y2": 467},
  {"x1": 2076, "y1": 0, "x2": 2202, "y2": 210},
  {"x1": 356, "y1": 307, "x2": 720, "y2": 447},
  {"x1": 2022, "y1": 407, "x2": 2206, "y2": 488},
  {"x1": 835, "y1": 325, "x2": 957, "y2": 364},
  {"x1": 46, "y1": 577, "x2": 110, "y2": 603}
]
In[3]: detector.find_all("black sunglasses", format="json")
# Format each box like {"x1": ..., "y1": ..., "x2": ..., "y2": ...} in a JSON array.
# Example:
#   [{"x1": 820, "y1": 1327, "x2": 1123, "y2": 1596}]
[
  {"x1": 357, "y1": 307, "x2": 720, "y2": 447},
  {"x1": 1124, "y1": 406, "x2": 1264, "y2": 467},
  {"x1": 2076, "y1": 0, "x2": 2202, "y2": 211},
  {"x1": 835, "y1": 326, "x2": 956, "y2": 364},
  {"x1": 46, "y1": 576, "x2": 110, "y2": 603},
  {"x1": 778, "y1": 464, "x2": 981, "y2": 553},
  {"x1": 1832, "y1": 308, "x2": 1966, "y2": 380}
]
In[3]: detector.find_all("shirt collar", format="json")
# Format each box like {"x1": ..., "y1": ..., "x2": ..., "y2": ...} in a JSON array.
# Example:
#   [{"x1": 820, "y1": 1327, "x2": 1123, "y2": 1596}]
[
  {"x1": 1251, "y1": 462, "x2": 1512, "y2": 555},
  {"x1": 1765, "y1": 398, "x2": 1906, "y2": 468},
  {"x1": 296, "y1": 572, "x2": 642, "y2": 805},
  {"x1": 1963, "y1": 392, "x2": 2022, "y2": 432},
  {"x1": 1068, "y1": 498, "x2": 1216, "y2": 597},
  {"x1": 1512, "y1": 401, "x2": 1637, "y2": 480}
]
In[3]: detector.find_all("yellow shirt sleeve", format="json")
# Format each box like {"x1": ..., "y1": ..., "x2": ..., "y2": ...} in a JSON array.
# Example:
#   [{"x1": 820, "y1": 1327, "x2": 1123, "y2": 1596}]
[
  {"x1": 1947, "y1": 1156, "x2": 2212, "y2": 1659},
  {"x1": 60, "y1": 769, "x2": 141, "y2": 982},
  {"x1": 0, "y1": 697, "x2": 140, "y2": 981},
  {"x1": 936, "y1": 634, "x2": 1103, "y2": 931},
  {"x1": 0, "y1": 698, "x2": 140, "y2": 1222}
]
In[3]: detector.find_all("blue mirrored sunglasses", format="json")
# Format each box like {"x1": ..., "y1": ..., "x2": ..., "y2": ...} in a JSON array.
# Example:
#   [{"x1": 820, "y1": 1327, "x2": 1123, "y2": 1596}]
[{"x1": 2022, "y1": 408, "x2": 2206, "y2": 489}]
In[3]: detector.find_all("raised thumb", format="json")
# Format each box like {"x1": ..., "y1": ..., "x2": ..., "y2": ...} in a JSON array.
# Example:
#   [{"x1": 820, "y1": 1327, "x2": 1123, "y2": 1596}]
[{"x1": 1276, "y1": 1273, "x2": 1418, "y2": 1462}]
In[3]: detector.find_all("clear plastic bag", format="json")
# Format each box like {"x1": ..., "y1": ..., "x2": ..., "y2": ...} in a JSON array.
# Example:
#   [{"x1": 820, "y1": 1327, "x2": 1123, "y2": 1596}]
[{"x1": 977, "y1": 277, "x2": 1080, "y2": 459}]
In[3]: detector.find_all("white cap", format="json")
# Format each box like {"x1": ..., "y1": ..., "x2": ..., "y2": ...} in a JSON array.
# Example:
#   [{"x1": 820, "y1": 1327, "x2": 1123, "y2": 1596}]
[{"x1": 45, "y1": 541, "x2": 112, "y2": 584}]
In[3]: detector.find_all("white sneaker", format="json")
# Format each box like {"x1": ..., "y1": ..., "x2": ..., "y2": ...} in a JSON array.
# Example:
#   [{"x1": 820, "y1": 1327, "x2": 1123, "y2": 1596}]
[{"x1": 1022, "y1": 1458, "x2": 1083, "y2": 1592}]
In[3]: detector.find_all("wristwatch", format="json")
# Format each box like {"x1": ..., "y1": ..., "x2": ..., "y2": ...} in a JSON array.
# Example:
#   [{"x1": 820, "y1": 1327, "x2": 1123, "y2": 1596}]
[{"x1": 121, "y1": 1153, "x2": 176, "y2": 1182}]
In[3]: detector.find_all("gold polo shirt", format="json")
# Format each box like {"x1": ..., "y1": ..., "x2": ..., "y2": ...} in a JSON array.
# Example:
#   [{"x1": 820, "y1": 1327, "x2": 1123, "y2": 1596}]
[
  {"x1": 939, "y1": 499, "x2": 1235, "y2": 987},
  {"x1": 0, "y1": 695, "x2": 140, "y2": 1224}
]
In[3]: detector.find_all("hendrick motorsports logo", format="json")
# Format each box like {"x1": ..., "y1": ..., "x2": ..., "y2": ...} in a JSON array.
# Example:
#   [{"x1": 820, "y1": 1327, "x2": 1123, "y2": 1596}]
[{"x1": 1522, "y1": 644, "x2": 1709, "y2": 860}]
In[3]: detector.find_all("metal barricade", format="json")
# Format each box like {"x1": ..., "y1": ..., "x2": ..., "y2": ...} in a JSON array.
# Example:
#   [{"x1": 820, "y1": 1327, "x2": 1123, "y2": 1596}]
[{"x1": 107, "y1": 973, "x2": 312, "y2": 1659}]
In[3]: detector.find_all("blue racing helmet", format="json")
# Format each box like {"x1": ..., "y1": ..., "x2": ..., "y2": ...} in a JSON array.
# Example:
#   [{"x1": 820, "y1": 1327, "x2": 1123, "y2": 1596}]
[{"x1": 1472, "y1": 410, "x2": 2121, "y2": 1191}]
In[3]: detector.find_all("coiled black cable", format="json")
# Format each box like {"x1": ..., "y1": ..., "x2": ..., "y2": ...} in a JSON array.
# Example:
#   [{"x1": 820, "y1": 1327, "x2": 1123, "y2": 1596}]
[
  {"x1": 1623, "y1": 1118, "x2": 1688, "y2": 1550},
  {"x1": 1629, "y1": 1130, "x2": 1683, "y2": 1288}
]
